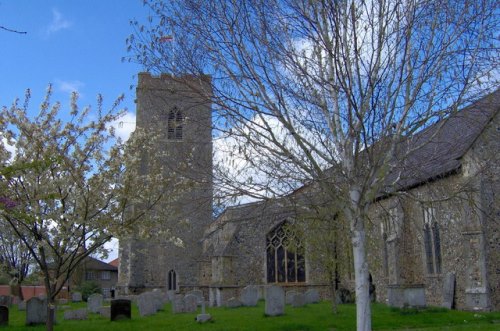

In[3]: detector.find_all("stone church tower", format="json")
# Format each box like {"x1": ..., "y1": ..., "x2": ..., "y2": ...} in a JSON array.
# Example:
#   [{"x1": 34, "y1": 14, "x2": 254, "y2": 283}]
[{"x1": 117, "y1": 73, "x2": 213, "y2": 294}]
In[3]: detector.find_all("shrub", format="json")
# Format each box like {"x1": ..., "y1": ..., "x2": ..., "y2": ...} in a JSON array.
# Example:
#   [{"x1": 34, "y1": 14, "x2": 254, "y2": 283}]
[{"x1": 77, "y1": 281, "x2": 101, "y2": 301}]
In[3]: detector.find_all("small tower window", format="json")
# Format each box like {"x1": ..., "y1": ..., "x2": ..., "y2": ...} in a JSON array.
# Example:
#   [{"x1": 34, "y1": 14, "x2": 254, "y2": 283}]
[
  {"x1": 167, "y1": 107, "x2": 183, "y2": 140},
  {"x1": 423, "y1": 207, "x2": 441, "y2": 275},
  {"x1": 168, "y1": 269, "x2": 177, "y2": 291}
]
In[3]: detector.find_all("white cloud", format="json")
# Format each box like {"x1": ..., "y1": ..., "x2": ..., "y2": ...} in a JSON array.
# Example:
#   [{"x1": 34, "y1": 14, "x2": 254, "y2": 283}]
[
  {"x1": 45, "y1": 8, "x2": 72, "y2": 36},
  {"x1": 55, "y1": 79, "x2": 84, "y2": 94},
  {"x1": 109, "y1": 111, "x2": 136, "y2": 142}
]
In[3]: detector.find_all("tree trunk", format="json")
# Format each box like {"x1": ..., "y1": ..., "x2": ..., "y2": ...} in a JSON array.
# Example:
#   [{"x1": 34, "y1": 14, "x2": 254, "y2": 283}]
[
  {"x1": 46, "y1": 298, "x2": 56, "y2": 331},
  {"x1": 352, "y1": 220, "x2": 371, "y2": 331}
]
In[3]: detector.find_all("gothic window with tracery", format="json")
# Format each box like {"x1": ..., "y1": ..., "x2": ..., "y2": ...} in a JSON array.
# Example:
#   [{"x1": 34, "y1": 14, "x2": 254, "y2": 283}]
[
  {"x1": 266, "y1": 221, "x2": 305, "y2": 284},
  {"x1": 423, "y1": 207, "x2": 441, "y2": 275},
  {"x1": 167, "y1": 107, "x2": 183, "y2": 140}
]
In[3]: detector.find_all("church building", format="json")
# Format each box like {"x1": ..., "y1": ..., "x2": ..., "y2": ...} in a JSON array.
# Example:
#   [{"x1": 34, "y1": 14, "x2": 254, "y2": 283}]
[{"x1": 117, "y1": 72, "x2": 499, "y2": 311}]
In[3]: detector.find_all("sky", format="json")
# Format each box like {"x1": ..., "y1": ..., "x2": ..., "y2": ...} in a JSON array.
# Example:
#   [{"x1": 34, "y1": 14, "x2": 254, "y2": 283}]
[{"x1": 0, "y1": 0, "x2": 154, "y2": 262}]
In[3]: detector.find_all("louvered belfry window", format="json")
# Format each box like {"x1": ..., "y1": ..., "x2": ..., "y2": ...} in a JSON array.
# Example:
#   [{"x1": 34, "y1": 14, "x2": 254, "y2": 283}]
[{"x1": 167, "y1": 107, "x2": 183, "y2": 140}]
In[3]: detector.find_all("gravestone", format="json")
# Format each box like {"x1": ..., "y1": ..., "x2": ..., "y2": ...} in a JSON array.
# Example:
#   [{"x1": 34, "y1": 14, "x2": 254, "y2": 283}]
[
  {"x1": 442, "y1": 273, "x2": 456, "y2": 309},
  {"x1": 167, "y1": 290, "x2": 176, "y2": 302},
  {"x1": 184, "y1": 294, "x2": 198, "y2": 313},
  {"x1": 0, "y1": 296, "x2": 11, "y2": 307},
  {"x1": 137, "y1": 292, "x2": 156, "y2": 317},
  {"x1": 291, "y1": 293, "x2": 306, "y2": 307},
  {"x1": 172, "y1": 295, "x2": 185, "y2": 314},
  {"x1": 71, "y1": 292, "x2": 82, "y2": 302},
  {"x1": 187, "y1": 290, "x2": 204, "y2": 305},
  {"x1": 111, "y1": 299, "x2": 131, "y2": 321},
  {"x1": 87, "y1": 293, "x2": 103, "y2": 313},
  {"x1": 265, "y1": 286, "x2": 285, "y2": 316},
  {"x1": 196, "y1": 301, "x2": 212, "y2": 323},
  {"x1": 99, "y1": 306, "x2": 111, "y2": 319},
  {"x1": 0, "y1": 305, "x2": 8, "y2": 326},
  {"x1": 305, "y1": 289, "x2": 320, "y2": 304},
  {"x1": 150, "y1": 290, "x2": 165, "y2": 311},
  {"x1": 26, "y1": 297, "x2": 47, "y2": 325},
  {"x1": 286, "y1": 290, "x2": 298, "y2": 305},
  {"x1": 63, "y1": 308, "x2": 88, "y2": 320},
  {"x1": 226, "y1": 297, "x2": 242, "y2": 308},
  {"x1": 241, "y1": 285, "x2": 259, "y2": 306},
  {"x1": 18, "y1": 301, "x2": 26, "y2": 311},
  {"x1": 58, "y1": 298, "x2": 68, "y2": 305}
]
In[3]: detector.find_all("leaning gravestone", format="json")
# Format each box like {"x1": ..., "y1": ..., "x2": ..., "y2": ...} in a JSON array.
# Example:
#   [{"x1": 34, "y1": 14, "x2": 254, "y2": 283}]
[
  {"x1": 137, "y1": 292, "x2": 156, "y2": 317},
  {"x1": 172, "y1": 295, "x2": 185, "y2": 314},
  {"x1": 63, "y1": 308, "x2": 88, "y2": 320},
  {"x1": 87, "y1": 293, "x2": 103, "y2": 313},
  {"x1": 71, "y1": 292, "x2": 82, "y2": 303},
  {"x1": 26, "y1": 297, "x2": 47, "y2": 325},
  {"x1": 0, "y1": 305, "x2": 8, "y2": 326},
  {"x1": 111, "y1": 299, "x2": 131, "y2": 321},
  {"x1": 286, "y1": 290, "x2": 298, "y2": 305},
  {"x1": 305, "y1": 289, "x2": 320, "y2": 304},
  {"x1": 184, "y1": 294, "x2": 198, "y2": 313},
  {"x1": 291, "y1": 293, "x2": 306, "y2": 307},
  {"x1": 265, "y1": 286, "x2": 285, "y2": 316},
  {"x1": 241, "y1": 285, "x2": 259, "y2": 306},
  {"x1": 442, "y1": 272, "x2": 456, "y2": 309}
]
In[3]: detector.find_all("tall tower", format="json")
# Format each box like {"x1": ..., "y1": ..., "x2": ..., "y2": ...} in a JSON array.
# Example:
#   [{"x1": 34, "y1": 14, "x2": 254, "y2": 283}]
[{"x1": 117, "y1": 73, "x2": 213, "y2": 294}]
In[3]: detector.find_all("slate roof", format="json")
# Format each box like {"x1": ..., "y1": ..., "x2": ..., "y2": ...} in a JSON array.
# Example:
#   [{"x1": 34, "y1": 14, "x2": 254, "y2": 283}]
[
  {"x1": 84, "y1": 256, "x2": 118, "y2": 271},
  {"x1": 385, "y1": 89, "x2": 500, "y2": 193}
]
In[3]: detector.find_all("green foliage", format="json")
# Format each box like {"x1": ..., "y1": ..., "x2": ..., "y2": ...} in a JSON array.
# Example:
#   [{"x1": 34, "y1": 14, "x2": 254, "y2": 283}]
[{"x1": 77, "y1": 281, "x2": 102, "y2": 301}]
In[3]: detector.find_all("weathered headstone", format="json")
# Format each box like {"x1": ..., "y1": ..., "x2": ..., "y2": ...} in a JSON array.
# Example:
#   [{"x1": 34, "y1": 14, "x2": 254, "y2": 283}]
[
  {"x1": 265, "y1": 286, "x2": 285, "y2": 316},
  {"x1": 0, "y1": 305, "x2": 8, "y2": 326},
  {"x1": 172, "y1": 295, "x2": 185, "y2": 314},
  {"x1": 110, "y1": 299, "x2": 131, "y2": 321},
  {"x1": 442, "y1": 272, "x2": 456, "y2": 309},
  {"x1": 184, "y1": 294, "x2": 198, "y2": 313},
  {"x1": 137, "y1": 292, "x2": 156, "y2": 317},
  {"x1": 99, "y1": 306, "x2": 111, "y2": 319},
  {"x1": 18, "y1": 301, "x2": 26, "y2": 311},
  {"x1": 71, "y1": 292, "x2": 82, "y2": 303},
  {"x1": 226, "y1": 297, "x2": 242, "y2": 308},
  {"x1": 26, "y1": 297, "x2": 47, "y2": 325},
  {"x1": 87, "y1": 293, "x2": 103, "y2": 313},
  {"x1": 58, "y1": 298, "x2": 68, "y2": 305},
  {"x1": 150, "y1": 291, "x2": 165, "y2": 311},
  {"x1": 291, "y1": 293, "x2": 306, "y2": 307},
  {"x1": 187, "y1": 290, "x2": 204, "y2": 305},
  {"x1": 286, "y1": 290, "x2": 298, "y2": 305},
  {"x1": 0, "y1": 296, "x2": 11, "y2": 307},
  {"x1": 305, "y1": 289, "x2": 320, "y2": 304},
  {"x1": 63, "y1": 308, "x2": 88, "y2": 320},
  {"x1": 241, "y1": 285, "x2": 259, "y2": 306},
  {"x1": 167, "y1": 290, "x2": 176, "y2": 302}
]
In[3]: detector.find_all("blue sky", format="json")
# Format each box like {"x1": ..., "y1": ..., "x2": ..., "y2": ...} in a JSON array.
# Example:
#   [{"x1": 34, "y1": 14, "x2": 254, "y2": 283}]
[
  {"x1": 1, "y1": 1, "x2": 156, "y2": 261},
  {"x1": 0, "y1": 1, "x2": 149, "y2": 129}
]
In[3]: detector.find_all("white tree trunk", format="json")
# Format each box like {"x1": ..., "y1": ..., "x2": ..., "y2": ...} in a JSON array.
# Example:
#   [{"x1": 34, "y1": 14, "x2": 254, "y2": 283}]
[
  {"x1": 352, "y1": 223, "x2": 371, "y2": 331},
  {"x1": 348, "y1": 188, "x2": 371, "y2": 331}
]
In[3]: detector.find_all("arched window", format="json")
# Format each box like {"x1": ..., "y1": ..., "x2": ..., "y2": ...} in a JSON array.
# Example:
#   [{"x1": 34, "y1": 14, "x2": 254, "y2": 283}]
[
  {"x1": 266, "y1": 221, "x2": 305, "y2": 284},
  {"x1": 167, "y1": 107, "x2": 183, "y2": 140},
  {"x1": 168, "y1": 269, "x2": 177, "y2": 291},
  {"x1": 423, "y1": 207, "x2": 441, "y2": 275}
]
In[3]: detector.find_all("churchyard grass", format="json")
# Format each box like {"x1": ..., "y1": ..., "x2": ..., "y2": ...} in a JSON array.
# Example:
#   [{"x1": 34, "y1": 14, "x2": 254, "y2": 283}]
[{"x1": 5, "y1": 301, "x2": 500, "y2": 330}]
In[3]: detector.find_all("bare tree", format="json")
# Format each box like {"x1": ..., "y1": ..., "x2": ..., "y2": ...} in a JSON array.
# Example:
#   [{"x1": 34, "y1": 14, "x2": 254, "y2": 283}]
[
  {"x1": 127, "y1": 1, "x2": 499, "y2": 329},
  {"x1": 0, "y1": 87, "x2": 175, "y2": 331}
]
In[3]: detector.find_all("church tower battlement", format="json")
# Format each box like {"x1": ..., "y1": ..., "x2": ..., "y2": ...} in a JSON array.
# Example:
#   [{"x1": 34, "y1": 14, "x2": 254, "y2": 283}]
[{"x1": 117, "y1": 73, "x2": 213, "y2": 294}]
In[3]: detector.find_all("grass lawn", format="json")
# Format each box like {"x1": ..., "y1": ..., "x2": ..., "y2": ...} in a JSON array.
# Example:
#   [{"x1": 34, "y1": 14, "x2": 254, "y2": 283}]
[{"x1": 5, "y1": 300, "x2": 500, "y2": 330}]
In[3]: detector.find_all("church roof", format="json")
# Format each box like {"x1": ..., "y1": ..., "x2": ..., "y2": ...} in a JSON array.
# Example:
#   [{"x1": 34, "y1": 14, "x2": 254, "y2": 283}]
[{"x1": 384, "y1": 89, "x2": 500, "y2": 193}]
